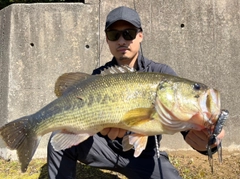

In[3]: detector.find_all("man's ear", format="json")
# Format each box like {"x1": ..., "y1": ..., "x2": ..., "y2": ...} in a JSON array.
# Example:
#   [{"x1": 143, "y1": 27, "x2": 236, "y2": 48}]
[{"x1": 138, "y1": 32, "x2": 143, "y2": 43}]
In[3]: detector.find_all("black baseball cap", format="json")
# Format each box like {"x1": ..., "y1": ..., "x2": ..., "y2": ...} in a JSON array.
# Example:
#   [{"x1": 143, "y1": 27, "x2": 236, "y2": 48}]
[{"x1": 105, "y1": 6, "x2": 142, "y2": 31}]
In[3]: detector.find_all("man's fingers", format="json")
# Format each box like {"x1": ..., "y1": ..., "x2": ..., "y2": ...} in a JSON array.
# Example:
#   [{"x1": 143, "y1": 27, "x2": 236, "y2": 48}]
[
  {"x1": 185, "y1": 130, "x2": 208, "y2": 151},
  {"x1": 100, "y1": 128, "x2": 127, "y2": 140},
  {"x1": 117, "y1": 129, "x2": 127, "y2": 138},
  {"x1": 189, "y1": 129, "x2": 208, "y2": 141},
  {"x1": 100, "y1": 128, "x2": 111, "y2": 136},
  {"x1": 107, "y1": 128, "x2": 119, "y2": 140},
  {"x1": 185, "y1": 128, "x2": 226, "y2": 151},
  {"x1": 216, "y1": 129, "x2": 225, "y2": 140}
]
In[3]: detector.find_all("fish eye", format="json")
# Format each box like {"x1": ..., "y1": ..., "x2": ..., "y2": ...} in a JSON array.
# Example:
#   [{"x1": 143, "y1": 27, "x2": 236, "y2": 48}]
[{"x1": 193, "y1": 83, "x2": 201, "y2": 90}]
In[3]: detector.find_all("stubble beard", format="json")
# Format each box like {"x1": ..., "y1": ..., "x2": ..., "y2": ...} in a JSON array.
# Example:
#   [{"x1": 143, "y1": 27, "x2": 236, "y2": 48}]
[{"x1": 116, "y1": 52, "x2": 138, "y2": 67}]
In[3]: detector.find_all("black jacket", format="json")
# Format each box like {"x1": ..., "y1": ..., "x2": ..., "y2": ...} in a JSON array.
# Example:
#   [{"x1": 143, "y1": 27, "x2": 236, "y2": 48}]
[{"x1": 92, "y1": 55, "x2": 176, "y2": 76}]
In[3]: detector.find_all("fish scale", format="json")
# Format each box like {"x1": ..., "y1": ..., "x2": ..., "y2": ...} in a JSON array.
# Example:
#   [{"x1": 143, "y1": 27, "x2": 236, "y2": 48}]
[
  {"x1": 32, "y1": 73, "x2": 158, "y2": 136},
  {"x1": 0, "y1": 67, "x2": 222, "y2": 172}
]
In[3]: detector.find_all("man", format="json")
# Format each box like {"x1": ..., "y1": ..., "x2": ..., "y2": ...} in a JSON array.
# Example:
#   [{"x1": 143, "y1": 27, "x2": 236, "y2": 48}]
[{"x1": 48, "y1": 6, "x2": 225, "y2": 179}]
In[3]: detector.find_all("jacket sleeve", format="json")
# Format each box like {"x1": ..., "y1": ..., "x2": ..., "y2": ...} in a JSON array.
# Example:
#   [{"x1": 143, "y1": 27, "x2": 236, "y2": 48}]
[
  {"x1": 146, "y1": 58, "x2": 177, "y2": 76},
  {"x1": 153, "y1": 64, "x2": 177, "y2": 76}
]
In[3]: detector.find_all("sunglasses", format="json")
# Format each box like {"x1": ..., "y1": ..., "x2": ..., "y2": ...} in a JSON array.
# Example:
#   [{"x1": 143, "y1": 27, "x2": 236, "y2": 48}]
[{"x1": 105, "y1": 29, "x2": 140, "y2": 41}]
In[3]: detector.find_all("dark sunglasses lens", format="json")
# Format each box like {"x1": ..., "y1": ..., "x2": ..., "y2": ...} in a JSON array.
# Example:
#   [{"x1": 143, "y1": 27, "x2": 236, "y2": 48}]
[
  {"x1": 106, "y1": 31, "x2": 121, "y2": 41},
  {"x1": 106, "y1": 29, "x2": 138, "y2": 41},
  {"x1": 122, "y1": 29, "x2": 137, "y2": 40}
]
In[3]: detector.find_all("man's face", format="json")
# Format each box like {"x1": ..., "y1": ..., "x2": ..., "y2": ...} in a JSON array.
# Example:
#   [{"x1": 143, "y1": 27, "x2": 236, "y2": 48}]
[{"x1": 106, "y1": 20, "x2": 143, "y2": 64}]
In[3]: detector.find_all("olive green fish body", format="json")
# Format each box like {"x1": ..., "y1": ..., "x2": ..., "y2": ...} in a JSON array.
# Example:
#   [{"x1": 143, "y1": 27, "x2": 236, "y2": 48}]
[
  {"x1": 0, "y1": 67, "x2": 221, "y2": 172},
  {"x1": 34, "y1": 72, "x2": 167, "y2": 136}
]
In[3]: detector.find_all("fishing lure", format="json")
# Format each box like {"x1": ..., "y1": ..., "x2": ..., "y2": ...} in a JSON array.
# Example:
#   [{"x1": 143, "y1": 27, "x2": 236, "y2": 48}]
[{"x1": 207, "y1": 109, "x2": 229, "y2": 173}]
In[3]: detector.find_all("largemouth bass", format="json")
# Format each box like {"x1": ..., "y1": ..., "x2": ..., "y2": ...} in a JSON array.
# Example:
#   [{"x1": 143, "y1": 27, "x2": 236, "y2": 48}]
[{"x1": 0, "y1": 66, "x2": 221, "y2": 172}]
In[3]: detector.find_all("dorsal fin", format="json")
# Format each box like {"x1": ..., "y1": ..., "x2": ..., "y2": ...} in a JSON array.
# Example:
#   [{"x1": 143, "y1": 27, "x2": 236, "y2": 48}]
[
  {"x1": 100, "y1": 65, "x2": 136, "y2": 75},
  {"x1": 55, "y1": 66, "x2": 135, "y2": 97},
  {"x1": 54, "y1": 72, "x2": 91, "y2": 97}
]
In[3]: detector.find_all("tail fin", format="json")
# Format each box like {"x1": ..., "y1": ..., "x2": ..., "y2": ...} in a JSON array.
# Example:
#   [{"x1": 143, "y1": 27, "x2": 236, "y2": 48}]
[{"x1": 0, "y1": 116, "x2": 41, "y2": 172}]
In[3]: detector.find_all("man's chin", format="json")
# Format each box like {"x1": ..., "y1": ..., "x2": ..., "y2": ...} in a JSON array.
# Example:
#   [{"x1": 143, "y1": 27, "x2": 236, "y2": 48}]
[{"x1": 118, "y1": 56, "x2": 130, "y2": 61}]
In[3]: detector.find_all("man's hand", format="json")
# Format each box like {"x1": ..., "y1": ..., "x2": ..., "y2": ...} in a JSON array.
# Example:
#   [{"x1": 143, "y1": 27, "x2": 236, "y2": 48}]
[
  {"x1": 185, "y1": 129, "x2": 225, "y2": 151},
  {"x1": 100, "y1": 128, "x2": 127, "y2": 140}
]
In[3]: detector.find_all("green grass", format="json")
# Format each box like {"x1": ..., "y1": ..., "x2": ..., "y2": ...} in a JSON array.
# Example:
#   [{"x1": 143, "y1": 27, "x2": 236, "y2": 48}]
[
  {"x1": 0, "y1": 158, "x2": 46, "y2": 179},
  {"x1": 0, "y1": 158, "x2": 126, "y2": 179}
]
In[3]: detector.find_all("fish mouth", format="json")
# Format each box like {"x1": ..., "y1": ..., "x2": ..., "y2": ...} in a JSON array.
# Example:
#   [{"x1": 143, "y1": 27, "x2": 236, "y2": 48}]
[{"x1": 198, "y1": 89, "x2": 221, "y2": 127}]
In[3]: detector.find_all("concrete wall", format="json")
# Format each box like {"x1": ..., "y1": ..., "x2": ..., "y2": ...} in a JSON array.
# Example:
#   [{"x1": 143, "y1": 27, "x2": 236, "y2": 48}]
[
  {"x1": 0, "y1": 0, "x2": 239, "y2": 160},
  {"x1": 0, "y1": 2, "x2": 99, "y2": 159}
]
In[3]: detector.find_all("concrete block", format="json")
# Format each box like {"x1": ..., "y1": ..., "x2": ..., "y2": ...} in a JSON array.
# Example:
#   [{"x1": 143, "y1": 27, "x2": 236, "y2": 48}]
[
  {"x1": 135, "y1": 0, "x2": 240, "y2": 150},
  {"x1": 0, "y1": 3, "x2": 99, "y2": 159}
]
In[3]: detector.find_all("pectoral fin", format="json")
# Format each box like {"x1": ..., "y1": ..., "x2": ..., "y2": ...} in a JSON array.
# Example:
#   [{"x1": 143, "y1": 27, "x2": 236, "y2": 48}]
[
  {"x1": 51, "y1": 131, "x2": 91, "y2": 151},
  {"x1": 122, "y1": 108, "x2": 155, "y2": 126},
  {"x1": 122, "y1": 133, "x2": 148, "y2": 157},
  {"x1": 122, "y1": 108, "x2": 169, "y2": 135}
]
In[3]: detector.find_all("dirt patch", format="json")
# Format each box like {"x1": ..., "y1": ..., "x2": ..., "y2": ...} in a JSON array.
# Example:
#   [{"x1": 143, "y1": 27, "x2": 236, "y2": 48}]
[
  {"x1": 0, "y1": 149, "x2": 239, "y2": 179},
  {"x1": 168, "y1": 150, "x2": 240, "y2": 179}
]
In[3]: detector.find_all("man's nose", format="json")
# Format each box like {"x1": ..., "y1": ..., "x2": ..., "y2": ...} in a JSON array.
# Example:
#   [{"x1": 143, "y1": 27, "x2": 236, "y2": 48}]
[{"x1": 117, "y1": 35, "x2": 126, "y2": 45}]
